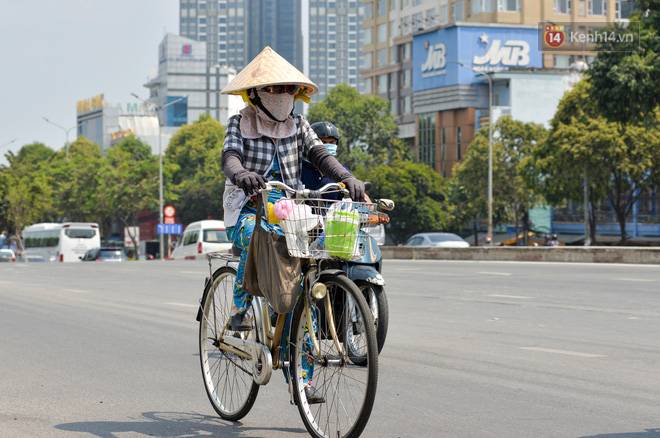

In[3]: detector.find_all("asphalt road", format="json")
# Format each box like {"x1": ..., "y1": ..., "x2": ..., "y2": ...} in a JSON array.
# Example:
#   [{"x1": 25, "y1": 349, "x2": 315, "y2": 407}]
[{"x1": 1, "y1": 259, "x2": 659, "y2": 438}]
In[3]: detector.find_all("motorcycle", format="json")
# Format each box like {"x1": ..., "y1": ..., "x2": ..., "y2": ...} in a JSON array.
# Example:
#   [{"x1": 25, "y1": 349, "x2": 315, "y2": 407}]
[{"x1": 318, "y1": 194, "x2": 393, "y2": 365}]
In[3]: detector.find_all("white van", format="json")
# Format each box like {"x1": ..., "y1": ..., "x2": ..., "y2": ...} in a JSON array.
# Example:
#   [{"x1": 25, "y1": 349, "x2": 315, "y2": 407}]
[{"x1": 171, "y1": 220, "x2": 232, "y2": 259}]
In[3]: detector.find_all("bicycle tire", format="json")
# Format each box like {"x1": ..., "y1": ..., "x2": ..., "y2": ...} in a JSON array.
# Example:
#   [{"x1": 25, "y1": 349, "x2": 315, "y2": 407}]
[
  {"x1": 199, "y1": 266, "x2": 259, "y2": 421},
  {"x1": 290, "y1": 274, "x2": 378, "y2": 438}
]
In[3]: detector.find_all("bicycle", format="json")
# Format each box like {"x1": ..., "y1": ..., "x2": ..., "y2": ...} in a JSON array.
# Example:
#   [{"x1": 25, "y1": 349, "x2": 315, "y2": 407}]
[{"x1": 196, "y1": 181, "x2": 379, "y2": 438}]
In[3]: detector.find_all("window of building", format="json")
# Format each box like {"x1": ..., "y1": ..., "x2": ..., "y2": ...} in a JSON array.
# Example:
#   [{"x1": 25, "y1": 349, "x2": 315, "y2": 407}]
[
  {"x1": 378, "y1": 48, "x2": 387, "y2": 66},
  {"x1": 441, "y1": 127, "x2": 446, "y2": 161},
  {"x1": 364, "y1": 29, "x2": 372, "y2": 44},
  {"x1": 418, "y1": 112, "x2": 436, "y2": 169},
  {"x1": 413, "y1": 12, "x2": 423, "y2": 30},
  {"x1": 616, "y1": 0, "x2": 635, "y2": 19},
  {"x1": 554, "y1": 0, "x2": 571, "y2": 14},
  {"x1": 440, "y1": 4, "x2": 449, "y2": 23},
  {"x1": 473, "y1": 0, "x2": 494, "y2": 13},
  {"x1": 452, "y1": 2, "x2": 464, "y2": 21},
  {"x1": 365, "y1": 77, "x2": 373, "y2": 94},
  {"x1": 589, "y1": 0, "x2": 606, "y2": 14},
  {"x1": 379, "y1": 0, "x2": 387, "y2": 17},
  {"x1": 426, "y1": 8, "x2": 436, "y2": 26},
  {"x1": 378, "y1": 23, "x2": 387, "y2": 42},
  {"x1": 365, "y1": 2, "x2": 372, "y2": 18},
  {"x1": 389, "y1": 73, "x2": 396, "y2": 89},
  {"x1": 391, "y1": 98, "x2": 398, "y2": 115},
  {"x1": 498, "y1": 0, "x2": 521, "y2": 11},
  {"x1": 456, "y1": 126, "x2": 462, "y2": 160},
  {"x1": 365, "y1": 52, "x2": 373, "y2": 68},
  {"x1": 378, "y1": 74, "x2": 388, "y2": 93},
  {"x1": 403, "y1": 95, "x2": 412, "y2": 113},
  {"x1": 390, "y1": 19, "x2": 396, "y2": 39},
  {"x1": 402, "y1": 68, "x2": 411, "y2": 87}
]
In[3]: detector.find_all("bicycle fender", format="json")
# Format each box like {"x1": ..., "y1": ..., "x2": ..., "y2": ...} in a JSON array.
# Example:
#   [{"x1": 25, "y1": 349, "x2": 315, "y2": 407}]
[
  {"x1": 317, "y1": 268, "x2": 347, "y2": 278},
  {"x1": 348, "y1": 265, "x2": 385, "y2": 286},
  {"x1": 196, "y1": 276, "x2": 211, "y2": 322}
]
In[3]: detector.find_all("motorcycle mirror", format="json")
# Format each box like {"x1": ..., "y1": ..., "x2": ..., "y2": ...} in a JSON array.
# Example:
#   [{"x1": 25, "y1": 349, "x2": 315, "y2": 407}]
[
  {"x1": 364, "y1": 181, "x2": 372, "y2": 191},
  {"x1": 378, "y1": 198, "x2": 395, "y2": 211}
]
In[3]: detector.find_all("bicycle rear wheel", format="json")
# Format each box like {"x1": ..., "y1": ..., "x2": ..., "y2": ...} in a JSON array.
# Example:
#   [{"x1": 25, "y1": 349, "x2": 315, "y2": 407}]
[
  {"x1": 290, "y1": 274, "x2": 378, "y2": 438},
  {"x1": 199, "y1": 266, "x2": 259, "y2": 421}
]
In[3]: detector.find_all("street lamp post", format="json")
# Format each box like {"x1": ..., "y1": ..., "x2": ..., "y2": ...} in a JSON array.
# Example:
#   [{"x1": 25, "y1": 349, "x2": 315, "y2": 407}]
[
  {"x1": 43, "y1": 118, "x2": 87, "y2": 160},
  {"x1": 131, "y1": 93, "x2": 187, "y2": 260},
  {"x1": 456, "y1": 61, "x2": 493, "y2": 241}
]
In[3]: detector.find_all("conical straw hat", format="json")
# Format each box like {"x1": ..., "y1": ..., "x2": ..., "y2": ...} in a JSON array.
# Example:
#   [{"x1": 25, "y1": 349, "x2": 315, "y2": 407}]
[{"x1": 221, "y1": 46, "x2": 318, "y2": 96}]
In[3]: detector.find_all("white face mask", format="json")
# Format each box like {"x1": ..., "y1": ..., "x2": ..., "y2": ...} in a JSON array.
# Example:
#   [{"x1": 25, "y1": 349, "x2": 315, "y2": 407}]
[{"x1": 256, "y1": 90, "x2": 295, "y2": 122}]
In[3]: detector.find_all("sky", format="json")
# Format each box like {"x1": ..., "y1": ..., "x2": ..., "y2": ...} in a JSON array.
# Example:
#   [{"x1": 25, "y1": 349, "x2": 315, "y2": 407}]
[{"x1": 0, "y1": 0, "x2": 180, "y2": 165}]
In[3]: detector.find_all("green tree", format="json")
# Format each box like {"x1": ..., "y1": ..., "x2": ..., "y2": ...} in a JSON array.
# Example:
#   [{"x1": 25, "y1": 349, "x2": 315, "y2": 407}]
[
  {"x1": 453, "y1": 117, "x2": 546, "y2": 243},
  {"x1": 533, "y1": 79, "x2": 660, "y2": 243},
  {"x1": 104, "y1": 135, "x2": 159, "y2": 258},
  {"x1": 49, "y1": 137, "x2": 107, "y2": 223},
  {"x1": 587, "y1": 0, "x2": 660, "y2": 124},
  {"x1": 367, "y1": 160, "x2": 447, "y2": 244},
  {"x1": 166, "y1": 113, "x2": 226, "y2": 224},
  {"x1": 0, "y1": 142, "x2": 55, "y2": 257},
  {"x1": 307, "y1": 84, "x2": 410, "y2": 172}
]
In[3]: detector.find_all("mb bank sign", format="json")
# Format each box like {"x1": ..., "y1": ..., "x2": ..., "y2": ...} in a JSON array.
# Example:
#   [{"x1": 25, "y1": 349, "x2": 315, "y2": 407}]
[{"x1": 412, "y1": 25, "x2": 542, "y2": 92}]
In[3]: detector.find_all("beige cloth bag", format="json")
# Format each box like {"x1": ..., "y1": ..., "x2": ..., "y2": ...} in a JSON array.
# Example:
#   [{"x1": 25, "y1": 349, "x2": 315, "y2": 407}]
[{"x1": 244, "y1": 192, "x2": 302, "y2": 314}]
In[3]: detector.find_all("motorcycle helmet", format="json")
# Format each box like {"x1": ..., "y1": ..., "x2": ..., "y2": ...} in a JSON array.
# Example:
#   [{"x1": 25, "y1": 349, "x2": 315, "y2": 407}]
[{"x1": 311, "y1": 121, "x2": 340, "y2": 145}]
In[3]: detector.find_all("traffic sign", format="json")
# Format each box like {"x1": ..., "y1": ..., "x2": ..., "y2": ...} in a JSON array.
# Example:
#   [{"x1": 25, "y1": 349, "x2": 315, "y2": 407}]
[
  {"x1": 157, "y1": 223, "x2": 182, "y2": 235},
  {"x1": 164, "y1": 205, "x2": 176, "y2": 217},
  {"x1": 164, "y1": 217, "x2": 175, "y2": 224}
]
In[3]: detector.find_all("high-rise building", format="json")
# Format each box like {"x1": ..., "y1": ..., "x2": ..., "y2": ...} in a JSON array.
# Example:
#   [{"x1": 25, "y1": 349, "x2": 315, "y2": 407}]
[
  {"x1": 179, "y1": 1, "x2": 303, "y2": 71},
  {"x1": 179, "y1": 0, "x2": 365, "y2": 104},
  {"x1": 142, "y1": 34, "x2": 243, "y2": 128},
  {"x1": 361, "y1": 0, "x2": 634, "y2": 176}
]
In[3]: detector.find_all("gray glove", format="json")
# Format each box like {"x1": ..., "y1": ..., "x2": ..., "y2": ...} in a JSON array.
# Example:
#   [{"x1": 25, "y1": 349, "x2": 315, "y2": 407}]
[
  {"x1": 341, "y1": 176, "x2": 366, "y2": 202},
  {"x1": 234, "y1": 170, "x2": 268, "y2": 196}
]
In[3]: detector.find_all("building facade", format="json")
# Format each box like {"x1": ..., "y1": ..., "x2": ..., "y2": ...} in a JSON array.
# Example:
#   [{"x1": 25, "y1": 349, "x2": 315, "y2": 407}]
[
  {"x1": 360, "y1": 0, "x2": 635, "y2": 147},
  {"x1": 143, "y1": 34, "x2": 243, "y2": 128}
]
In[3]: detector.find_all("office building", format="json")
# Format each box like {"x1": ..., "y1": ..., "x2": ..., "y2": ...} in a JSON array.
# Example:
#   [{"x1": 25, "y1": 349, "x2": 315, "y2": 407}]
[
  {"x1": 360, "y1": 0, "x2": 635, "y2": 173},
  {"x1": 179, "y1": 0, "x2": 365, "y2": 104},
  {"x1": 142, "y1": 34, "x2": 243, "y2": 128}
]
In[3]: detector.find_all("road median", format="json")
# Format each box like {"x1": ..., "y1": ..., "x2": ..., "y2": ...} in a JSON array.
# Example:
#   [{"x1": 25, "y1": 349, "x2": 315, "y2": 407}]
[{"x1": 380, "y1": 246, "x2": 660, "y2": 265}]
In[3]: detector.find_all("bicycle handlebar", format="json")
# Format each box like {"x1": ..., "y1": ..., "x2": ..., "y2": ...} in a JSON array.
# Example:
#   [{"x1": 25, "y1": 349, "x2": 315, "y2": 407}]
[{"x1": 262, "y1": 181, "x2": 349, "y2": 198}]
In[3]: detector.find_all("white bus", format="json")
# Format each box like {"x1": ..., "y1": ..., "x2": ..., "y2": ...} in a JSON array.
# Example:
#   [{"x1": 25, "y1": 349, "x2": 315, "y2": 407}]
[{"x1": 23, "y1": 222, "x2": 101, "y2": 262}]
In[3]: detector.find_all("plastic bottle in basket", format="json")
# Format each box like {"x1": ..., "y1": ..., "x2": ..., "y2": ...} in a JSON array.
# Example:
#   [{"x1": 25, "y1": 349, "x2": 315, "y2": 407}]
[{"x1": 309, "y1": 233, "x2": 326, "y2": 258}]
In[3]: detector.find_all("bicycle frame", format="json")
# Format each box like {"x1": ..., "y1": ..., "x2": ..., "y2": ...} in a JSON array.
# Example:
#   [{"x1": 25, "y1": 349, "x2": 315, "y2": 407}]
[{"x1": 200, "y1": 253, "x2": 344, "y2": 387}]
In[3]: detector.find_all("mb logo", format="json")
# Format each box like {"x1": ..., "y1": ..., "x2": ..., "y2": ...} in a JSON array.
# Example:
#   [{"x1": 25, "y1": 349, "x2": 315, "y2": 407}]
[
  {"x1": 544, "y1": 25, "x2": 566, "y2": 48},
  {"x1": 473, "y1": 39, "x2": 531, "y2": 67}
]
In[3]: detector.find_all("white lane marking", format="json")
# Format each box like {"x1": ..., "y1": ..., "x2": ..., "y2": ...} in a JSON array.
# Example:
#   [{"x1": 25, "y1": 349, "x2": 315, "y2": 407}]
[
  {"x1": 478, "y1": 271, "x2": 512, "y2": 276},
  {"x1": 164, "y1": 302, "x2": 197, "y2": 308},
  {"x1": 613, "y1": 278, "x2": 655, "y2": 282},
  {"x1": 66, "y1": 289, "x2": 89, "y2": 294},
  {"x1": 519, "y1": 347, "x2": 605, "y2": 358},
  {"x1": 488, "y1": 294, "x2": 530, "y2": 299},
  {"x1": 181, "y1": 271, "x2": 203, "y2": 274}
]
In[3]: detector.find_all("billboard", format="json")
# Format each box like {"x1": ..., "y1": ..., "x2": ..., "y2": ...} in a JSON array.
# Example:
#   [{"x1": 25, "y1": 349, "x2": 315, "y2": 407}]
[{"x1": 413, "y1": 25, "x2": 543, "y2": 92}]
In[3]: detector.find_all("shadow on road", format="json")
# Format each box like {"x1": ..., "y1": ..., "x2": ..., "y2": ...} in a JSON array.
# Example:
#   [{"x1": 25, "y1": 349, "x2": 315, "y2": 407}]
[
  {"x1": 56, "y1": 411, "x2": 307, "y2": 437},
  {"x1": 580, "y1": 429, "x2": 660, "y2": 438}
]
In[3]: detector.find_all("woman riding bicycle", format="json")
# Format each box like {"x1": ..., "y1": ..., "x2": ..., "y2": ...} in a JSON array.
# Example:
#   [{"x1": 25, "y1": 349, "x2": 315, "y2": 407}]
[{"x1": 220, "y1": 47, "x2": 365, "y2": 400}]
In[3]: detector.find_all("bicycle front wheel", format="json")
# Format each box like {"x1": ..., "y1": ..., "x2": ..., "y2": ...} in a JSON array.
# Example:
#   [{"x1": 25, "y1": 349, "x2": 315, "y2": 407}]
[
  {"x1": 199, "y1": 266, "x2": 259, "y2": 421},
  {"x1": 290, "y1": 274, "x2": 378, "y2": 438}
]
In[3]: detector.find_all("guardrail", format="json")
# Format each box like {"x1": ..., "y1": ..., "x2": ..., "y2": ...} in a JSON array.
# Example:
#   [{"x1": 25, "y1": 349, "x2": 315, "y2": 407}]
[{"x1": 380, "y1": 246, "x2": 660, "y2": 265}]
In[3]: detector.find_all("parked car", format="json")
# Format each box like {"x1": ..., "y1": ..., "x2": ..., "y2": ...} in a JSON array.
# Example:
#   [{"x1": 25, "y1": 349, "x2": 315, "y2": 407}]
[
  {"x1": 81, "y1": 247, "x2": 128, "y2": 262},
  {"x1": 171, "y1": 220, "x2": 232, "y2": 259},
  {"x1": 0, "y1": 249, "x2": 17, "y2": 262},
  {"x1": 404, "y1": 232, "x2": 470, "y2": 248}
]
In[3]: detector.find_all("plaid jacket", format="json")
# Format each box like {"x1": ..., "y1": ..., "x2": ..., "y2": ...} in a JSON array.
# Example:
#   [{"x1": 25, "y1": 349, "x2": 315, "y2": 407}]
[{"x1": 222, "y1": 113, "x2": 323, "y2": 226}]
